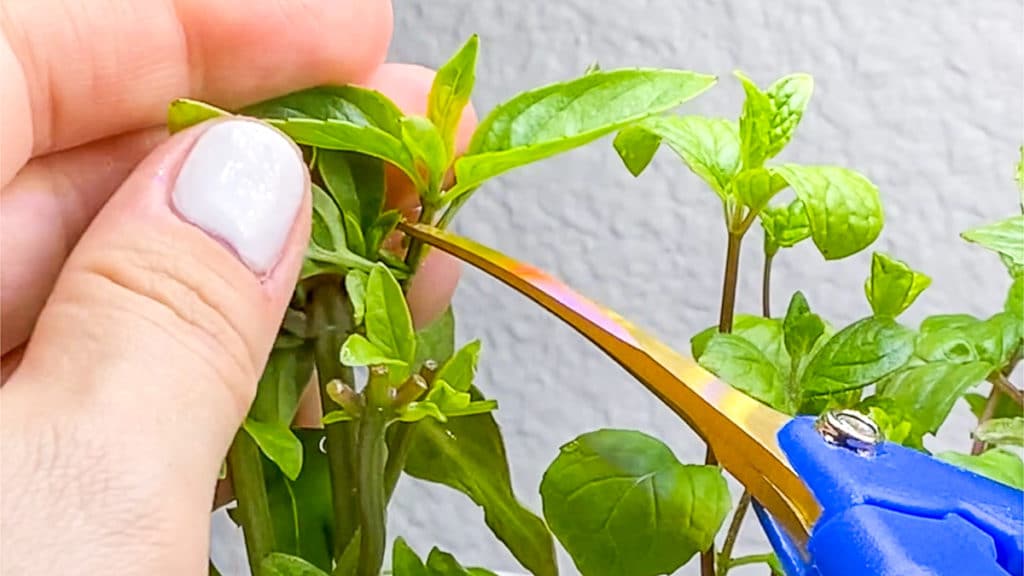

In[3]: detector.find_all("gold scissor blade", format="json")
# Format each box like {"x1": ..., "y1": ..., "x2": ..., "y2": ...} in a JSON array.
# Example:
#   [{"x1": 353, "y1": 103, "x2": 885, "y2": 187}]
[{"x1": 401, "y1": 222, "x2": 821, "y2": 543}]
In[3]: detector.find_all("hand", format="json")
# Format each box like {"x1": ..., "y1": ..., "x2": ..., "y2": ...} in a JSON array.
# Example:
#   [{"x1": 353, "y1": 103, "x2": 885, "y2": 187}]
[{"x1": 0, "y1": 1, "x2": 472, "y2": 573}]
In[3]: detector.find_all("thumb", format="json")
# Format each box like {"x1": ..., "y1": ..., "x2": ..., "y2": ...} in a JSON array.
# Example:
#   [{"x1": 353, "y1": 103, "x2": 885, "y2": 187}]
[{"x1": 2, "y1": 119, "x2": 309, "y2": 569}]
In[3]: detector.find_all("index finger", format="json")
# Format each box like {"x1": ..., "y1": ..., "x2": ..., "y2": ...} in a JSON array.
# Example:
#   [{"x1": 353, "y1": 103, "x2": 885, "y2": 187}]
[{"x1": 0, "y1": 0, "x2": 393, "y2": 186}]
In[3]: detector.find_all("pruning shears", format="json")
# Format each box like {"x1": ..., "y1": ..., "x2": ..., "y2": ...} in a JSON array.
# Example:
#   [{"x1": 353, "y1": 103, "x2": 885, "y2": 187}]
[{"x1": 399, "y1": 222, "x2": 1024, "y2": 576}]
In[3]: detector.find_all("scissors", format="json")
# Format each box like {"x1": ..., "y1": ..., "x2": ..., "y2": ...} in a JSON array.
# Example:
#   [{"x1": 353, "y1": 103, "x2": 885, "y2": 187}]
[{"x1": 399, "y1": 222, "x2": 1024, "y2": 576}]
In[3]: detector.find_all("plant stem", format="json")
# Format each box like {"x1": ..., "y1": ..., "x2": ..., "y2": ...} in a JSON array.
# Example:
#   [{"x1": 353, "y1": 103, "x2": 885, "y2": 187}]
[
  {"x1": 990, "y1": 372, "x2": 1024, "y2": 408},
  {"x1": 724, "y1": 553, "x2": 778, "y2": 570},
  {"x1": 761, "y1": 252, "x2": 774, "y2": 318},
  {"x1": 972, "y1": 386, "x2": 1003, "y2": 455},
  {"x1": 226, "y1": 428, "x2": 275, "y2": 574},
  {"x1": 971, "y1": 371, "x2": 1023, "y2": 455},
  {"x1": 400, "y1": 204, "x2": 438, "y2": 291},
  {"x1": 703, "y1": 230, "x2": 745, "y2": 576},
  {"x1": 356, "y1": 371, "x2": 390, "y2": 576},
  {"x1": 310, "y1": 282, "x2": 360, "y2": 560},
  {"x1": 383, "y1": 422, "x2": 415, "y2": 498},
  {"x1": 716, "y1": 491, "x2": 752, "y2": 576}
]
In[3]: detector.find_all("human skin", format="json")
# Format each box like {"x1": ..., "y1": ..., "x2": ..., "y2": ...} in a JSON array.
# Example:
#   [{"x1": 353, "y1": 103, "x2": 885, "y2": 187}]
[{"x1": 0, "y1": 1, "x2": 472, "y2": 573}]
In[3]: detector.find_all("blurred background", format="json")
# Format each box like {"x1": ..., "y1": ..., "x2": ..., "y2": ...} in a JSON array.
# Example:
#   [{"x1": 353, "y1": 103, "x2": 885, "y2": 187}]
[{"x1": 214, "y1": 0, "x2": 1024, "y2": 573}]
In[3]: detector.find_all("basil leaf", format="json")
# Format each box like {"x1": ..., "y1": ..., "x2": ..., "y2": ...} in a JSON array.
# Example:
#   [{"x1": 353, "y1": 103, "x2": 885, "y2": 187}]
[
  {"x1": 961, "y1": 215, "x2": 1024, "y2": 267},
  {"x1": 318, "y1": 151, "x2": 387, "y2": 235},
  {"x1": 444, "y1": 400, "x2": 499, "y2": 418},
  {"x1": 614, "y1": 116, "x2": 741, "y2": 199},
  {"x1": 243, "y1": 418, "x2": 303, "y2": 481},
  {"x1": 250, "y1": 345, "x2": 315, "y2": 425},
  {"x1": 434, "y1": 340, "x2": 482, "y2": 392},
  {"x1": 862, "y1": 404, "x2": 917, "y2": 448},
  {"x1": 270, "y1": 118, "x2": 421, "y2": 190},
  {"x1": 691, "y1": 315, "x2": 789, "y2": 372},
  {"x1": 366, "y1": 210, "x2": 402, "y2": 259},
  {"x1": 429, "y1": 34, "x2": 478, "y2": 162},
  {"x1": 732, "y1": 167, "x2": 789, "y2": 215},
  {"x1": 311, "y1": 183, "x2": 346, "y2": 251},
  {"x1": 782, "y1": 292, "x2": 827, "y2": 375},
  {"x1": 1007, "y1": 272, "x2": 1023, "y2": 320},
  {"x1": 764, "y1": 73, "x2": 814, "y2": 158},
  {"x1": 263, "y1": 430, "x2": 335, "y2": 571},
  {"x1": 773, "y1": 164, "x2": 883, "y2": 260},
  {"x1": 397, "y1": 401, "x2": 448, "y2": 423},
  {"x1": 917, "y1": 312, "x2": 1021, "y2": 368},
  {"x1": 402, "y1": 115, "x2": 448, "y2": 199},
  {"x1": 735, "y1": 71, "x2": 773, "y2": 170},
  {"x1": 611, "y1": 124, "x2": 663, "y2": 177},
  {"x1": 449, "y1": 69, "x2": 717, "y2": 199},
  {"x1": 242, "y1": 85, "x2": 403, "y2": 137},
  {"x1": 877, "y1": 361, "x2": 992, "y2": 436},
  {"x1": 415, "y1": 306, "x2": 457, "y2": 370},
  {"x1": 698, "y1": 334, "x2": 787, "y2": 410},
  {"x1": 167, "y1": 98, "x2": 229, "y2": 133},
  {"x1": 393, "y1": 538, "x2": 429, "y2": 576},
  {"x1": 426, "y1": 547, "x2": 478, "y2": 576},
  {"x1": 346, "y1": 270, "x2": 368, "y2": 326},
  {"x1": 365, "y1": 264, "x2": 416, "y2": 365},
  {"x1": 425, "y1": 381, "x2": 472, "y2": 412},
  {"x1": 322, "y1": 410, "x2": 355, "y2": 424},
  {"x1": 261, "y1": 553, "x2": 330, "y2": 576},
  {"x1": 540, "y1": 429, "x2": 730, "y2": 576},
  {"x1": 801, "y1": 316, "x2": 915, "y2": 396},
  {"x1": 339, "y1": 334, "x2": 408, "y2": 368},
  {"x1": 865, "y1": 252, "x2": 932, "y2": 318},
  {"x1": 405, "y1": 400, "x2": 557, "y2": 576},
  {"x1": 760, "y1": 199, "x2": 811, "y2": 256},
  {"x1": 936, "y1": 449, "x2": 1024, "y2": 489},
  {"x1": 974, "y1": 417, "x2": 1024, "y2": 447}
]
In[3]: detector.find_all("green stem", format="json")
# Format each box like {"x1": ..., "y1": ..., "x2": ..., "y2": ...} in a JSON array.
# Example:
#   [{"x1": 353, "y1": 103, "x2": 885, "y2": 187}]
[
  {"x1": 725, "y1": 553, "x2": 778, "y2": 570},
  {"x1": 400, "y1": 204, "x2": 439, "y2": 291},
  {"x1": 762, "y1": 252, "x2": 774, "y2": 318},
  {"x1": 716, "y1": 490, "x2": 752, "y2": 576},
  {"x1": 972, "y1": 386, "x2": 1002, "y2": 455},
  {"x1": 226, "y1": 428, "x2": 275, "y2": 574},
  {"x1": 310, "y1": 282, "x2": 360, "y2": 560},
  {"x1": 703, "y1": 230, "x2": 745, "y2": 576},
  {"x1": 356, "y1": 371, "x2": 390, "y2": 576},
  {"x1": 383, "y1": 423, "x2": 415, "y2": 498}
]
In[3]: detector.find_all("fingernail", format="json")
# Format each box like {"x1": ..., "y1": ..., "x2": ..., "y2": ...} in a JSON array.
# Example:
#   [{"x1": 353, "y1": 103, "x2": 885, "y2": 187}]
[{"x1": 171, "y1": 120, "x2": 306, "y2": 274}]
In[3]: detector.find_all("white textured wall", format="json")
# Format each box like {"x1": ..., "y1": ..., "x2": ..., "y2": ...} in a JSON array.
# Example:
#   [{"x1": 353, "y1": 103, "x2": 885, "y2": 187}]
[
  {"x1": 385, "y1": 0, "x2": 1023, "y2": 573},
  {"x1": 213, "y1": 1, "x2": 1024, "y2": 574}
]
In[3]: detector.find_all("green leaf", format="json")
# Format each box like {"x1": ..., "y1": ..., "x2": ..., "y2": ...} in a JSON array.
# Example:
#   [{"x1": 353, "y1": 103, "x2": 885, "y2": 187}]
[
  {"x1": 698, "y1": 334, "x2": 787, "y2": 410},
  {"x1": 1007, "y1": 272, "x2": 1023, "y2": 320},
  {"x1": 772, "y1": 165, "x2": 883, "y2": 260},
  {"x1": 865, "y1": 252, "x2": 932, "y2": 318},
  {"x1": 242, "y1": 85, "x2": 403, "y2": 137},
  {"x1": 402, "y1": 115, "x2": 448, "y2": 199},
  {"x1": 877, "y1": 361, "x2": 992, "y2": 436},
  {"x1": 261, "y1": 553, "x2": 330, "y2": 576},
  {"x1": 318, "y1": 150, "x2": 387, "y2": 235},
  {"x1": 301, "y1": 243, "x2": 376, "y2": 280},
  {"x1": 342, "y1": 212, "x2": 367, "y2": 258},
  {"x1": 961, "y1": 215, "x2": 1024, "y2": 267},
  {"x1": 760, "y1": 199, "x2": 811, "y2": 256},
  {"x1": 613, "y1": 116, "x2": 741, "y2": 199},
  {"x1": 414, "y1": 307, "x2": 457, "y2": 370},
  {"x1": 397, "y1": 401, "x2": 448, "y2": 423},
  {"x1": 270, "y1": 118, "x2": 421, "y2": 190},
  {"x1": 975, "y1": 417, "x2": 1024, "y2": 447},
  {"x1": 782, "y1": 292, "x2": 827, "y2": 372},
  {"x1": 366, "y1": 210, "x2": 402, "y2": 259},
  {"x1": 263, "y1": 430, "x2": 335, "y2": 571},
  {"x1": 311, "y1": 183, "x2": 346, "y2": 251},
  {"x1": 732, "y1": 167, "x2": 789, "y2": 216},
  {"x1": 339, "y1": 333, "x2": 408, "y2": 369},
  {"x1": 612, "y1": 124, "x2": 663, "y2": 177},
  {"x1": 426, "y1": 547, "x2": 474, "y2": 576},
  {"x1": 540, "y1": 429, "x2": 730, "y2": 576},
  {"x1": 917, "y1": 312, "x2": 1022, "y2": 368},
  {"x1": 429, "y1": 34, "x2": 479, "y2": 162},
  {"x1": 243, "y1": 418, "x2": 303, "y2": 481},
  {"x1": 449, "y1": 69, "x2": 717, "y2": 199},
  {"x1": 167, "y1": 98, "x2": 229, "y2": 133},
  {"x1": 735, "y1": 71, "x2": 774, "y2": 170},
  {"x1": 965, "y1": 392, "x2": 1023, "y2": 421},
  {"x1": 764, "y1": 73, "x2": 814, "y2": 158},
  {"x1": 392, "y1": 538, "x2": 428, "y2": 576},
  {"x1": 937, "y1": 449, "x2": 1024, "y2": 489},
  {"x1": 691, "y1": 315, "x2": 789, "y2": 372},
  {"x1": 250, "y1": 345, "x2": 315, "y2": 426},
  {"x1": 365, "y1": 264, "x2": 417, "y2": 365},
  {"x1": 434, "y1": 340, "x2": 482, "y2": 392},
  {"x1": 444, "y1": 400, "x2": 500, "y2": 418},
  {"x1": 405, "y1": 399, "x2": 557, "y2": 576},
  {"x1": 862, "y1": 404, "x2": 916, "y2": 447},
  {"x1": 801, "y1": 316, "x2": 915, "y2": 396},
  {"x1": 322, "y1": 410, "x2": 355, "y2": 424},
  {"x1": 346, "y1": 270, "x2": 368, "y2": 326}
]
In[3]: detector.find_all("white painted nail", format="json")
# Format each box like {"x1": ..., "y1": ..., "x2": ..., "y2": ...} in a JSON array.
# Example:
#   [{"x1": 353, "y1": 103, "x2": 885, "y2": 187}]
[{"x1": 172, "y1": 120, "x2": 306, "y2": 274}]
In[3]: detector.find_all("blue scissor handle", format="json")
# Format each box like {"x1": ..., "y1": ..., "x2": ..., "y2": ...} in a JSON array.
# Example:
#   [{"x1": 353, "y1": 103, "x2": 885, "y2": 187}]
[{"x1": 759, "y1": 416, "x2": 1024, "y2": 576}]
